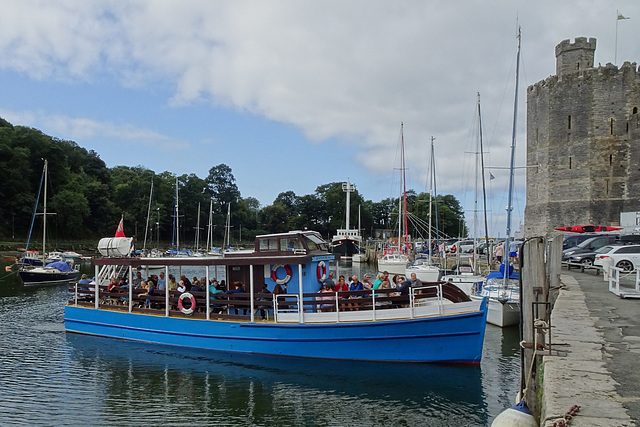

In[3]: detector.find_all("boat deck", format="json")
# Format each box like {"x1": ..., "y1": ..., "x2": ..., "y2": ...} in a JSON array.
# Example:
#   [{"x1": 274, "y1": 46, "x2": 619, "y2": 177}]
[{"x1": 67, "y1": 283, "x2": 480, "y2": 325}]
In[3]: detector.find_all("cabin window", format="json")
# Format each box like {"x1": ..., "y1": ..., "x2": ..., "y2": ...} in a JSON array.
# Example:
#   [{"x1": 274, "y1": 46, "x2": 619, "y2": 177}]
[
  {"x1": 281, "y1": 238, "x2": 301, "y2": 251},
  {"x1": 567, "y1": 115, "x2": 571, "y2": 130},
  {"x1": 259, "y1": 238, "x2": 279, "y2": 252}
]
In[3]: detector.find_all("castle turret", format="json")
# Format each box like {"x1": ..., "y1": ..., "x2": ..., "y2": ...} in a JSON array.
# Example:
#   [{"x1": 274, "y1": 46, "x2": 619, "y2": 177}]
[{"x1": 555, "y1": 37, "x2": 596, "y2": 77}]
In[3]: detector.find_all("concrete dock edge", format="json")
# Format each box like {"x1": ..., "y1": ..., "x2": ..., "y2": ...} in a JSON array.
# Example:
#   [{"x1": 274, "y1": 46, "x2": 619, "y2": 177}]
[{"x1": 540, "y1": 274, "x2": 635, "y2": 426}]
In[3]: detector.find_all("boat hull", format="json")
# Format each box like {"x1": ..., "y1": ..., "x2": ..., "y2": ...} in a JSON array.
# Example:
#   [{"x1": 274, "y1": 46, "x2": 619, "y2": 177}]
[
  {"x1": 19, "y1": 269, "x2": 78, "y2": 286},
  {"x1": 471, "y1": 295, "x2": 519, "y2": 327},
  {"x1": 64, "y1": 301, "x2": 488, "y2": 364}
]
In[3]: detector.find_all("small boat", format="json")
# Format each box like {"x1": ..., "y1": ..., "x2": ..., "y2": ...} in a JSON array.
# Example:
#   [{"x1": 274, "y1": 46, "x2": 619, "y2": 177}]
[
  {"x1": 471, "y1": 264, "x2": 519, "y2": 327},
  {"x1": 20, "y1": 261, "x2": 79, "y2": 286},
  {"x1": 555, "y1": 225, "x2": 623, "y2": 233},
  {"x1": 331, "y1": 178, "x2": 362, "y2": 259},
  {"x1": 20, "y1": 250, "x2": 44, "y2": 267},
  {"x1": 377, "y1": 249, "x2": 409, "y2": 275},
  {"x1": 65, "y1": 230, "x2": 488, "y2": 364},
  {"x1": 18, "y1": 160, "x2": 79, "y2": 286},
  {"x1": 405, "y1": 257, "x2": 440, "y2": 282}
]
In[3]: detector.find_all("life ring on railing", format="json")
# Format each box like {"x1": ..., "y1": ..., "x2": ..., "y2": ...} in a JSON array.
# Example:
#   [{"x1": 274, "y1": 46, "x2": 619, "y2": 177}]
[
  {"x1": 271, "y1": 264, "x2": 292, "y2": 285},
  {"x1": 178, "y1": 292, "x2": 196, "y2": 315},
  {"x1": 316, "y1": 261, "x2": 327, "y2": 282}
]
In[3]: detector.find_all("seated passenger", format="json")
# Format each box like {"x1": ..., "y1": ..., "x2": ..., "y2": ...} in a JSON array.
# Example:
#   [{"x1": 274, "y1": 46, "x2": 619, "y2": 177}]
[
  {"x1": 318, "y1": 284, "x2": 335, "y2": 312},
  {"x1": 256, "y1": 283, "x2": 271, "y2": 320},
  {"x1": 209, "y1": 280, "x2": 224, "y2": 313},
  {"x1": 107, "y1": 277, "x2": 119, "y2": 293},
  {"x1": 226, "y1": 282, "x2": 247, "y2": 315},
  {"x1": 167, "y1": 274, "x2": 178, "y2": 291},
  {"x1": 177, "y1": 280, "x2": 186, "y2": 293}
]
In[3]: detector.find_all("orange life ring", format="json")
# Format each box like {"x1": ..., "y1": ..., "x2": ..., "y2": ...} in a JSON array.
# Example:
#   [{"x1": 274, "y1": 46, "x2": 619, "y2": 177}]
[
  {"x1": 316, "y1": 261, "x2": 327, "y2": 283},
  {"x1": 178, "y1": 292, "x2": 196, "y2": 315},
  {"x1": 271, "y1": 264, "x2": 292, "y2": 285}
]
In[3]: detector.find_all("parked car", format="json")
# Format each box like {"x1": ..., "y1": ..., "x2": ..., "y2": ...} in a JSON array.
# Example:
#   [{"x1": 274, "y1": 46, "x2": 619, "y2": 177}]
[
  {"x1": 562, "y1": 234, "x2": 598, "y2": 251},
  {"x1": 594, "y1": 244, "x2": 640, "y2": 272},
  {"x1": 457, "y1": 240, "x2": 476, "y2": 253},
  {"x1": 567, "y1": 244, "x2": 623, "y2": 268},
  {"x1": 562, "y1": 234, "x2": 640, "y2": 261}
]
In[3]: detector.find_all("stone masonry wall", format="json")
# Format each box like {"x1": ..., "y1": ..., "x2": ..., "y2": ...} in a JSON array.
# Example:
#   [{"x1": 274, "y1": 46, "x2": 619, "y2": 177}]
[{"x1": 525, "y1": 37, "x2": 640, "y2": 237}]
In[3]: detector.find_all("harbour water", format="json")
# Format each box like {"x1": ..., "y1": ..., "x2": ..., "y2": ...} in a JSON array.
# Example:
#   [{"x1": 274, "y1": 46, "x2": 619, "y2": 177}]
[{"x1": 0, "y1": 260, "x2": 520, "y2": 426}]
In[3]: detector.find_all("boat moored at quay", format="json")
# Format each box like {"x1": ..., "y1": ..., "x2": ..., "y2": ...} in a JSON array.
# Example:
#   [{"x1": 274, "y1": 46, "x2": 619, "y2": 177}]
[{"x1": 65, "y1": 230, "x2": 488, "y2": 363}]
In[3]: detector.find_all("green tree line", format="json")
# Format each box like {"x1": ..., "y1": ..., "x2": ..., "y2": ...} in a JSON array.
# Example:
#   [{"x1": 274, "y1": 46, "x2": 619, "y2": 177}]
[{"x1": 0, "y1": 117, "x2": 467, "y2": 247}]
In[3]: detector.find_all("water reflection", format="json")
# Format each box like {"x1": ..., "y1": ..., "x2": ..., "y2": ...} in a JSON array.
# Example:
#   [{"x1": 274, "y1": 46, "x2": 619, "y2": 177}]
[
  {"x1": 0, "y1": 258, "x2": 519, "y2": 426},
  {"x1": 66, "y1": 334, "x2": 487, "y2": 426}
]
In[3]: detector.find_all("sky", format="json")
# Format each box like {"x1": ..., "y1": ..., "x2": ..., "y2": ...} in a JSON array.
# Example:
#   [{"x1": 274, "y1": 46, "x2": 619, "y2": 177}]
[{"x1": 1, "y1": 0, "x2": 639, "y2": 239}]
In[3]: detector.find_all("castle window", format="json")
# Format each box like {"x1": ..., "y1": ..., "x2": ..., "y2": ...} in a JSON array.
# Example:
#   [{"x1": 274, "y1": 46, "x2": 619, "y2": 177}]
[
  {"x1": 634, "y1": 107, "x2": 638, "y2": 114},
  {"x1": 627, "y1": 122, "x2": 629, "y2": 133},
  {"x1": 569, "y1": 156, "x2": 572, "y2": 169},
  {"x1": 576, "y1": 62, "x2": 580, "y2": 71},
  {"x1": 610, "y1": 118, "x2": 614, "y2": 135},
  {"x1": 605, "y1": 179, "x2": 609, "y2": 195},
  {"x1": 568, "y1": 115, "x2": 572, "y2": 129},
  {"x1": 610, "y1": 154, "x2": 613, "y2": 166}
]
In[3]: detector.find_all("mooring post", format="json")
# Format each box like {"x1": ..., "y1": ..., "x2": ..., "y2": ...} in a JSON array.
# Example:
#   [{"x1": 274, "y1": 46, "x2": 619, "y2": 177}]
[{"x1": 521, "y1": 236, "x2": 546, "y2": 421}]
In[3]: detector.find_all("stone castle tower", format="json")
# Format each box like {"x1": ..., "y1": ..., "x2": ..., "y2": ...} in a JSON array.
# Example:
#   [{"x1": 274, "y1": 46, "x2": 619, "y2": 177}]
[{"x1": 525, "y1": 37, "x2": 640, "y2": 237}]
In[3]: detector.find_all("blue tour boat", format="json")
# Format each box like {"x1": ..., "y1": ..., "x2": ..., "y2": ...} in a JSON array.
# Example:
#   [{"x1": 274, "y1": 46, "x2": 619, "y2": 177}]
[{"x1": 65, "y1": 230, "x2": 487, "y2": 363}]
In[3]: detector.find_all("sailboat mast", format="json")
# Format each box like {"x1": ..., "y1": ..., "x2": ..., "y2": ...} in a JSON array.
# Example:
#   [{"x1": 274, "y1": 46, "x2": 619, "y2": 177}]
[
  {"x1": 344, "y1": 178, "x2": 353, "y2": 231},
  {"x1": 206, "y1": 199, "x2": 213, "y2": 252},
  {"x1": 173, "y1": 177, "x2": 180, "y2": 252},
  {"x1": 194, "y1": 202, "x2": 201, "y2": 251},
  {"x1": 478, "y1": 93, "x2": 491, "y2": 267},
  {"x1": 428, "y1": 137, "x2": 435, "y2": 264},
  {"x1": 42, "y1": 160, "x2": 48, "y2": 262},
  {"x1": 401, "y1": 123, "x2": 408, "y2": 252},
  {"x1": 504, "y1": 27, "x2": 521, "y2": 285},
  {"x1": 143, "y1": 178, "x2": 154, "y2": 251}
]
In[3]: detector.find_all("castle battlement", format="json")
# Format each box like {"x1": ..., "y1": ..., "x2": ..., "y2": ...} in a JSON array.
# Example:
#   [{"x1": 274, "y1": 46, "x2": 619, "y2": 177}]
[
  {"x1": 555, "y1": 37, "x2": 597, "y2": 57},
  {"x1": 555, "y1": 37, "x2": 597, "y2": 78},
  {"x1": 528, "y1": 60, "x2": 640, "y2": 95}
]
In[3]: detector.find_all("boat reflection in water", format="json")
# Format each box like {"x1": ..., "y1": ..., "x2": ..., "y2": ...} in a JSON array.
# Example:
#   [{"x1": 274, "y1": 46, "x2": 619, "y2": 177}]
[{"x1": 66, "y1": 333, "x2": 487, "y2": 426}]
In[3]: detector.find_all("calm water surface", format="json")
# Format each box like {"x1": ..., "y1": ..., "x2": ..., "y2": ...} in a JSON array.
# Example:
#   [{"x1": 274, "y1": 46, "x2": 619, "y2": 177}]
[{"x1": 0, "y1": 261, "x2": 519, "y2": 426}]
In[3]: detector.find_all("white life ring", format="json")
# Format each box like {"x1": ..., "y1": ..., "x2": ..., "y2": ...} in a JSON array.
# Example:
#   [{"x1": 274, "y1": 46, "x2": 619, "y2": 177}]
[
  {"x1": 317, "y1": 261, "x2": 327, "y2": 282},
  {"x1": 271, "y1": 264, "x2": 292, "y2": 285},
  {"x1": 178, "y1": 292, "x2": 196, "y2": 315}
]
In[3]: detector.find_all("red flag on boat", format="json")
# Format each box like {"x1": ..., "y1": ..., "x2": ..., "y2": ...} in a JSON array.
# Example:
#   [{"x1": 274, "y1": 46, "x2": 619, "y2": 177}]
[
  {"x1": 555, "y1": 225, "x2": 623, "y2": 233},
  {"x1": 115, "y1": 217, "x2": 126, "y2": 237}
]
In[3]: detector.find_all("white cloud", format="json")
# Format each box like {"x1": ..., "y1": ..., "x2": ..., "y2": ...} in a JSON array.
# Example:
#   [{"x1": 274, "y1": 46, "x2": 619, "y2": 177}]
[
  {"x1": 0, "y1": 0, "x2": 638, "y2": 236},
  {"x1": 0, "y1": 109, "x2": 189, "y2": 152}
]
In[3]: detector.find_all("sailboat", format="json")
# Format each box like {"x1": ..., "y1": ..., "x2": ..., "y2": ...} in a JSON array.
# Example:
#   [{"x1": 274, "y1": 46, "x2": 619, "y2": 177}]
[
  {"x1": 351, "y1": 205, "x2": 366, "y2": 263},
  {"x1": 471, "y1": 29, "x2": 522, "y2": 328},
  {"x1": 405, "y1": 136, "x2": 440, "y2": 282},
  {"x1": 441, "y1": 94, "x2": 489, "y2": 293},
  {"x1": 331, "y1": 178, "x2": 363, "y2": 260},
  {"x1": 19, "y1": 160, "x2": 79, "y2": 286},
  {"x1": 378, "y1": 123, "x2": 410, "y2": 275}
]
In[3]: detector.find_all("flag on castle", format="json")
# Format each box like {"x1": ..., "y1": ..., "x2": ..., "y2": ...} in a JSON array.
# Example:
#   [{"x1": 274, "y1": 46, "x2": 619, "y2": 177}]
[
  {"x1": 115, "y1": 216, "x2": 126, "y2": 237},
  {"x1": 617, "y1": 13, "x2": 630, "y2": 20}
]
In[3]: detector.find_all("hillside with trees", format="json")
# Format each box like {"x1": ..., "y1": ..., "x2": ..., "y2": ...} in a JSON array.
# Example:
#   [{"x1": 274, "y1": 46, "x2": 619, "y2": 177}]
[{"x1": 0, "y1": 117, "x2": 467, "y2": 248}]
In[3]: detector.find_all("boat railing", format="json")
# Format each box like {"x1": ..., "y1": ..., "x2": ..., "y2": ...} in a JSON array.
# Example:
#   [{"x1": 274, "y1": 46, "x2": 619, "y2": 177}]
[{"x1": 67, "y1": 282, "x2": 479, "y2": 324}]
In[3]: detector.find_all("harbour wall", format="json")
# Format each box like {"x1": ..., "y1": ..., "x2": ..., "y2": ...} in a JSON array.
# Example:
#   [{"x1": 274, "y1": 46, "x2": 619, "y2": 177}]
[{"x1": 538, "y1": 272, "x2": 636, "y2": 426}]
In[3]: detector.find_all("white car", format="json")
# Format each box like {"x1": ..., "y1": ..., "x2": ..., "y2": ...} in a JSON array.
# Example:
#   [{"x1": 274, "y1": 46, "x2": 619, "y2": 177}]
[{"x1": 594, "y1": 244, "x2": 640, "y2": 272}]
